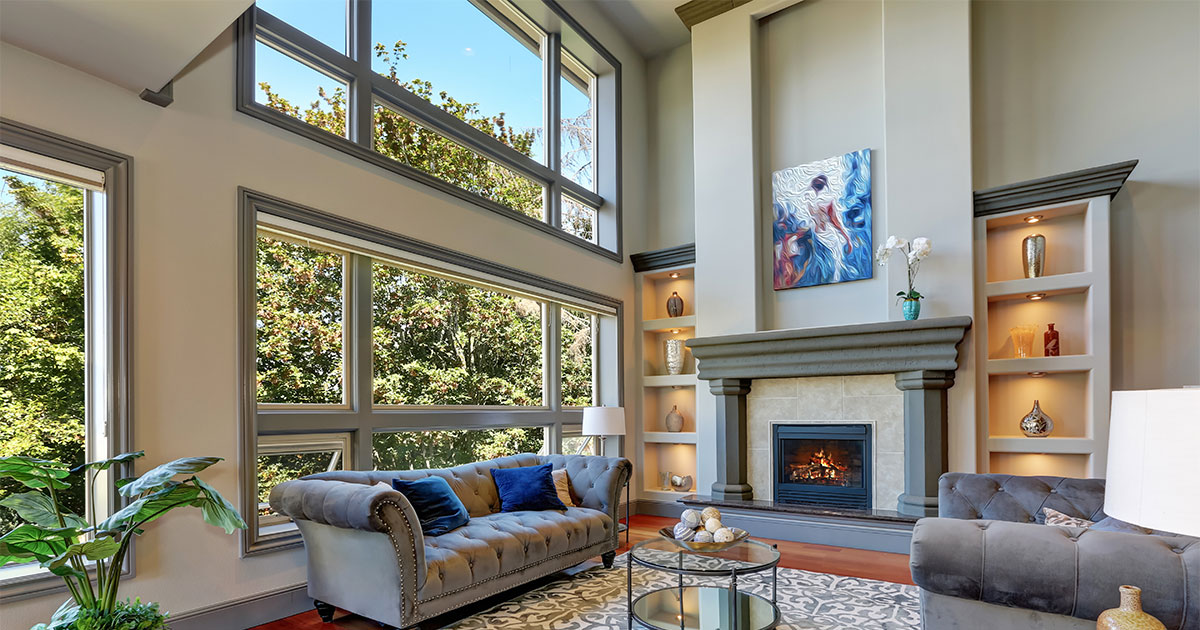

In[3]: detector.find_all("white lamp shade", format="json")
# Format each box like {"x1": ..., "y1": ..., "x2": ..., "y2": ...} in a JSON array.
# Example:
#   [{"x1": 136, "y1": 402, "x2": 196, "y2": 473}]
[
  {"x1": 582, "y1": 406, "x2": 626, "y2": 437},
  {"x1": 1104, "y1": 388, "x2": 1200, "y2": 537}
]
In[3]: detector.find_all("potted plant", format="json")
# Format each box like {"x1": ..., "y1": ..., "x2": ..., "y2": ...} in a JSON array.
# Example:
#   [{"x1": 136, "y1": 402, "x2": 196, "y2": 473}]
[
  {"x1": 0, "y1": 452, "x2": 246, "y2": 629},
  {"x1": 875, "y1": 235, "x2": 933, "y2": 320}
]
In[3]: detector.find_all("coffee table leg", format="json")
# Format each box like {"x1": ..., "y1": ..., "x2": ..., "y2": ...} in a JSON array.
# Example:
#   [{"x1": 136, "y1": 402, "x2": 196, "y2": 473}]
[
  {"x1": 731, "y1": 567, "x2": 739, "y2": 629},
  {"x1": 627, "y1": 552, "x2": 633, "y2": 629}
]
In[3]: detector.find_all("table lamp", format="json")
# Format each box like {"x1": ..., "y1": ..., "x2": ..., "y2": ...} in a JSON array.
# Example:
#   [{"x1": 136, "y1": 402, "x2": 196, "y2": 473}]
[{"x1": 580, "y1": 405, "x2": 628, "y2": 543}]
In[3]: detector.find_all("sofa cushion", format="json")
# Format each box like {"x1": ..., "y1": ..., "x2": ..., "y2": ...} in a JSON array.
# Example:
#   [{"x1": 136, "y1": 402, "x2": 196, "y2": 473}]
[
  {"x1": 392, "y1": 476, "x2": 470, "y2": 536},
  {"x1": 551, "y1": 468, "x2": 576, "y2": 507},
  {"x1": 490, "y1": 463, "x2": 566, "y2": 512},
  {"x1": 418, "y1": 507, "x2": 612, "y2": 600}
]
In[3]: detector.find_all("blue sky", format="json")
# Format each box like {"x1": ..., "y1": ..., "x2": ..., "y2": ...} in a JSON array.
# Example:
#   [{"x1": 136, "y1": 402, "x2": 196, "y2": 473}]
[{"x1": 255, "y1": 0, "x2": 591, "y2": 168}]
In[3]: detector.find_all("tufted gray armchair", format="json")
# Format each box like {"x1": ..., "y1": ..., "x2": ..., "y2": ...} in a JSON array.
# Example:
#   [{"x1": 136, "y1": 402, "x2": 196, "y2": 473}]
[
  {"x1": 910, "y1": 473, "x2": 1200, "y2": 630},
  {"x1": 270, "y1": 453, "x2": 631, "y2": 629}
]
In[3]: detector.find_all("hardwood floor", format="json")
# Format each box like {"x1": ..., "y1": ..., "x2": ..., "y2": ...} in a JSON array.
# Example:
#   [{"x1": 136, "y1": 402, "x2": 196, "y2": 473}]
[{"x1": 252, "y1": 514, "x2": 913, "y2": 630}]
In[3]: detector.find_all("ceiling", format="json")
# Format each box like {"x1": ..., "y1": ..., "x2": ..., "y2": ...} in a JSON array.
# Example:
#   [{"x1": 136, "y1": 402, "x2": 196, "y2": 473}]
[
  {"x1": 0, "y1": 0, "x2": 252, "y2": 96},
  {"x1": 571, "y1": 0, "x2": 691, "y2": 59}
]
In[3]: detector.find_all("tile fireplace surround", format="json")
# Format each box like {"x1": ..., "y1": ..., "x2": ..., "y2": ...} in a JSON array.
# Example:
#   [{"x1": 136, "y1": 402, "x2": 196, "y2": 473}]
[{"x1": 687, "y1": 316, "x2": 972, "y2": 517}]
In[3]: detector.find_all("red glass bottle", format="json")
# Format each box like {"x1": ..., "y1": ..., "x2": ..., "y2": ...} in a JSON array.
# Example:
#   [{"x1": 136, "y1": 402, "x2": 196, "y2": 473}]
[{"x1": 1044, "y1": 323, "x2": 1060, "y2": 357}]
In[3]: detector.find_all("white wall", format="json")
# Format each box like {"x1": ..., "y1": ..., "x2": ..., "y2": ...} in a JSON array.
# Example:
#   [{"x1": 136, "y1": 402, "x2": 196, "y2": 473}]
[
  {"x1": 972, "y1": 0, "x2": 1200, "y2": 389},
  {"x1": 0, "y1": 5, "x2": 647, "y2": 624},
  {"x1": 644, "y1": 43, "x2": 695, "y2": 251},
  {"x1": 759, "y1": 0, "x2": 888, "y2": 331}
]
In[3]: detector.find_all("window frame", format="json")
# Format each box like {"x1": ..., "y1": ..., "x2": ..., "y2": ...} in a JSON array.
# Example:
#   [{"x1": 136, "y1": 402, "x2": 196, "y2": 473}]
[
  {"x1": 0, "y1": 119, "x2": 133, "y2": 602},
  {"x1": 255, "y1": 432, "x2": 352, "y2": 534},
  {"x1": 238, "y1": 188, "x2": 622, "y2": 555},
  {"x1": 235, "y1": 0, "x2": 622, "y2": 260}
]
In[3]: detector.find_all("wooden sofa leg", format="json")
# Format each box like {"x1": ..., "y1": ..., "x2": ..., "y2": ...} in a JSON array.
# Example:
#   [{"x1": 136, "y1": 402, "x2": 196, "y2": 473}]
[
  {"x1": 602, "y1": 551, "x2": 615, "y2": 569},
  {"x1": 314, "y1": 600, "x2": 335, "y2": 623}
]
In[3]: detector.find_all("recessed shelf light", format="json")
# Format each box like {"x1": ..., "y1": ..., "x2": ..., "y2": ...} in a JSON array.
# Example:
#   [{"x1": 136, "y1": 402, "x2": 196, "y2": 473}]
[
  {"x1": 668, "y1": 272, "x2": 681, "y2": 279},
  {"x1": 670, "y1": 329, "x2": 681, "y2": 334},
  {"x1": 1027, "y1": 293, "x2": 1047, "y2": 301},
  {"x1": 1025, "y1": 215, "x2": 1044, "y2": 224},
  {"x1": 1028, "y1": 371, "x2": 1047, "y2": 378}
]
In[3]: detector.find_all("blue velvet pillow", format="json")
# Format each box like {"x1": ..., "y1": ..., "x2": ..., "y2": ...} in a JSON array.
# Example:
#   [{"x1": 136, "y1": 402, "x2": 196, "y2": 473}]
[
  {"x1": 391, "y1": 476, "x2": 470, "y2": 536},
  {"x1": 490, "y1": 463, "x2": 567, "y2": 513}
]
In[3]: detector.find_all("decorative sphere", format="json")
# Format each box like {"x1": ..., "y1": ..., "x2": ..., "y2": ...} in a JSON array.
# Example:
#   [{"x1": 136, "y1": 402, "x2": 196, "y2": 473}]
[
  {"x1": 680, "y1": 509, "x2": 702, "y2": 529},
  {"x1": 693, "y1": 530, "x2": 714, "y2": 543},
  {"x1": 673, "y1": 522, "x2": 696, "y2": 540},
  {"x1": 701, "y1": 507, "x2": 721, "y2": 522},
  {"x1": 704, "y1": 518, "x2": 723, "y2": 533},
  {"x1": 713, "y1": 527, "x2": 735, "y2": 543}
]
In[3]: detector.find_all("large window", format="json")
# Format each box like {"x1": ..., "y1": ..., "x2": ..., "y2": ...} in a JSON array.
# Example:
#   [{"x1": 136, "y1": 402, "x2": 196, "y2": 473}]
[
  {"x1": 239, "y1": 0, "x2": 622, "y2": 259},
  {"x1": 0, "y1": 123, "x2": 130, "y2": 599},
  {"x1": 240, "y1": 190, "x2": 620, "y2": 554}
]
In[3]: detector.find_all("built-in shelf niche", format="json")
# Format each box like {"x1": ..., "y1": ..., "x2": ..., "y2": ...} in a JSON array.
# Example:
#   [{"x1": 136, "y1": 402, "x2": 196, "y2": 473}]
[
  {"x1": 642, "y1": 442, "x2": 698, "y2": 495},
  {"x1": 641, "y1": 268, "x2": 694, "y2": 321},
  {"x1": 987, "y1": 372, "x2": 1091, "y2": 439},
  {"x1": 643, "y1": 385, "x2": 697, "y2": 433},
  {"x1": 642, "y1": 328, "x2": 695, "y2": 377},
  {"x1": 990, "y1": 452, "x2": 1090, "y2": 479},
  {"x1": 985, "y1": 202, "x2": 1089, "y2": 283},
  {"x1": 985, "y1": 290, "x2": 1091, "y2": 359}
]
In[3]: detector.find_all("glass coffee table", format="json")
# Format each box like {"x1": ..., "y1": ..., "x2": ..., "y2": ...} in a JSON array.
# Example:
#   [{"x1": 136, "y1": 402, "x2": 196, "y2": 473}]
[{"x1": 627, "y1": 537, "x2": 781, "y2": 630}]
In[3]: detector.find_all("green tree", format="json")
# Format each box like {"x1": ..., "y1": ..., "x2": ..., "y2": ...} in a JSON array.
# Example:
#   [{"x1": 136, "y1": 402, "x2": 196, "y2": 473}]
[{"x1": 0, "y1": 173, "x2": 86, "y2": 534}]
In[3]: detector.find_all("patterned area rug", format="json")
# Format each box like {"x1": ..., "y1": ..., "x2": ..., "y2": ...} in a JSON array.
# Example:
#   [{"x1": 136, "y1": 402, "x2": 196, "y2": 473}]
[{"x1": 444, "y1": 552, "x2": 919, "y2": 629}]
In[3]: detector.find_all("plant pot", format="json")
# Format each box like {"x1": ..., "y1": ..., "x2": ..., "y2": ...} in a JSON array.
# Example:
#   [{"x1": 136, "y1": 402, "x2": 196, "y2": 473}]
[{"x1": 902, "y1": 299, "x2": 921, "y2": 321}]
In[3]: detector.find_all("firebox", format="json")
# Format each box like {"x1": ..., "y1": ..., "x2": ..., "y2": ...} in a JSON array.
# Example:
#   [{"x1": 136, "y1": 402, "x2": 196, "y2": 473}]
[{"x1": 773, "y1": 424, "x2": 872, "y2": 509}]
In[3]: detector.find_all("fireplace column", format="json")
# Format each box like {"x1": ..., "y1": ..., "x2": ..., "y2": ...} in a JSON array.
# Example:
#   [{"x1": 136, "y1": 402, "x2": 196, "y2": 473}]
[
  {"x1": 895, "y1": 370, "x2": 955, "y2": 517},
  {"x1": 710, "y1": 378, "x2": 754, "y2": 501}
]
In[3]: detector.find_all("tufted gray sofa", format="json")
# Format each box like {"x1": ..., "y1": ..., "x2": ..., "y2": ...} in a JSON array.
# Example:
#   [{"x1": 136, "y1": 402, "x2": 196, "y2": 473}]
[
  {"x1": 910, "y1": 473, "x2": 1200, "y2": 630},
  {"x1": 269, "y1": 453, "x2": 631, "y2": 629}
]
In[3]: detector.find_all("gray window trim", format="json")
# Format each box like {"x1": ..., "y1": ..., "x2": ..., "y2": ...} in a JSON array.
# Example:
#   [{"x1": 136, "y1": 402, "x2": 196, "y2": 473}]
[
  {"x1": 0, "y1": 119, "x2": 133, "y2": 603},
  {"x1": 238, "y1": 188, "x2": 623, "y2": 555},
  {"x1": 235, "y1": 0, "x2": 621, "y2": 261}
]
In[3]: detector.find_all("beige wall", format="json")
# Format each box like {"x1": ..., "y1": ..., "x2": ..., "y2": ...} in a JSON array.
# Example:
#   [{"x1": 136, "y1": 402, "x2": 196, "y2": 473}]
[
  {"x1": 645, "y1": 43, "x2": 695, "y2": 251},
  {"x1": 0, "y1": 4, "x2": 647, "y2": 623},
  {"x1": 972, "y1": 0, "x2": 1200, "y2": 389}
]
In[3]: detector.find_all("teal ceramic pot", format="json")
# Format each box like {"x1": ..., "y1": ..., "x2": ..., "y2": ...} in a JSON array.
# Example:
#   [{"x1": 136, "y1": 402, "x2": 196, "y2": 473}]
[{"x1": 902, "y1": 299, "x2": 921, "y2": 321}]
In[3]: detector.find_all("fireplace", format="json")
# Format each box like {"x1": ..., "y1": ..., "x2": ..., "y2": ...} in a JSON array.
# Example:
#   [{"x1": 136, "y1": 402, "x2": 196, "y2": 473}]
[{"x1": 773, "y1": 424, "x2": 872, "y2": 510}]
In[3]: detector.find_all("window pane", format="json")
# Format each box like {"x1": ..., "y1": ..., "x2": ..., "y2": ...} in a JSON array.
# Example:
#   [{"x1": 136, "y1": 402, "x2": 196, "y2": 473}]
[
  {"x1": 561, "y1": 57, "x2": 594, "y2": 190},
  {"x1": 373, "y1": 427, "x2": 546, "y2": 470},
  {"x1": 373, "y1": 262, "x2": 544, "y2": 406},
  {"x1": 0, "y1": 170, "x2": 86, "y2": 543},
  {"x1": 562, "y1": 428, "x2": 599, "y2": 456},
  {"x1": 255, "y1": 40, "x2": 349, "y2": 138},
  {"x1": 257, "y1": 437, "x2": 347, "y2": 528},
  {"x1": 256, "y1": 0, "x2": 348, "y2": 54},
  {"x1": 561, "y1": 308, "x2": 594, "y2": 407},
  {"x1": 256, "y1": 234, "x2": 345, "y2": 404},
  {"x1": 374, "y1": 104, "x2": 545, "y2": 220},
  {"x1": 561, "y1": 195, "x2": 596, "y2": 243},
  {"x1": 372, "y1": 0, "x2": 545, "y2": 163}
]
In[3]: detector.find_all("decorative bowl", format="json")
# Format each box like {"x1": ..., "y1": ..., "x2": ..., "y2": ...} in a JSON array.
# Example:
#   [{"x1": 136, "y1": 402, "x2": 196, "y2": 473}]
[{"x1": 658, "y1": 527, "x2": 749, "y2": 552}]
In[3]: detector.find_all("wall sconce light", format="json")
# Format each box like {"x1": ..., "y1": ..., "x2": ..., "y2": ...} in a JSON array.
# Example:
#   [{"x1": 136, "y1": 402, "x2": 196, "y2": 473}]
[
  {"x1": 668, "y1": 272, "x2": 680, "y2": 279},
  {"x1": 1024, "y1": 215, "x2": 1043, "y2": 224},
  {"x1": 1028, "y1": 371, "x2": 1047, "y2": 378},
  {"x1": 1027, "y1": 293, "x2": 1047, "y2": 301}
]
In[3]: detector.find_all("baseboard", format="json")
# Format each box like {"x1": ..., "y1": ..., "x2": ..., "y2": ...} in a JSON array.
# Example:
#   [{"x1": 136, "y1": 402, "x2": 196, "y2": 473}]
[
  {"x1": 632, "y1": 498, "x2": 685, "y2": 518},
  {"x1": 168, "y1": 583, "x2": 311, "y2": 630}
]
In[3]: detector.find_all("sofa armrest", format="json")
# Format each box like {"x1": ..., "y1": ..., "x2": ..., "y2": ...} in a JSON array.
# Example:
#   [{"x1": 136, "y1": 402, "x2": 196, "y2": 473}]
[
  {"x1": 540, "y1": 455, "x2": 631, "y2": 526},
  {"x1": 911, "y1": 517, "x2": 1200, "y2": 629},
  {"x1": 270, "y1": 478, "x2": 426, "y2": 588}
]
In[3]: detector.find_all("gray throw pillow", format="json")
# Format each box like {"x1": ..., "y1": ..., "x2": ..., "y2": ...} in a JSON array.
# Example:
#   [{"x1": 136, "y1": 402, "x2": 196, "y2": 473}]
[{"x1": 1091, "y1": 516, "x2": 1151, "y2": 535}]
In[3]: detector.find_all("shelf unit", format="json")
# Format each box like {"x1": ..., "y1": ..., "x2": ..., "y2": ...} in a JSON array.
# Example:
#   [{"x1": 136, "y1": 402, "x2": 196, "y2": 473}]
[
  {"x1": 974, "y1": 196, "x2": 1112, "y2": 478},
  {"x1": 633, "y1": 254, "x2": 699, "y2": 506}
]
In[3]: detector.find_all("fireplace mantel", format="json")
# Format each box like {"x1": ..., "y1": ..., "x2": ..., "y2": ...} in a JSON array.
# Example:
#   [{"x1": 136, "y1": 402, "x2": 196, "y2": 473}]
[{"x1": 686, "y1": 316, "x2": 972, "y2": 516}]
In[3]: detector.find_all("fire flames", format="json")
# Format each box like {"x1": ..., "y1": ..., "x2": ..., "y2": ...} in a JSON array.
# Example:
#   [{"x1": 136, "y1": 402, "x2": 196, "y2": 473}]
[{"x1": 787, "y1": 448, "x2": 850, "y2": 486}]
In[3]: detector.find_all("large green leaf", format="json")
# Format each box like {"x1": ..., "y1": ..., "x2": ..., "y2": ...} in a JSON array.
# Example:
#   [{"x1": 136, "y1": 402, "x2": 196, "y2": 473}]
[
  {"x1": 0, "y1": 491, "x2": 88, "y2": 529},
  {"x1": 193, "y1": 478, "x2": 247, "y2": 534},
  {"x1": 47, "y1": 537, "x2": 121, "y2": 570},
  {"x1": 119, "y1": 457, "x2": 222, "y2": 497},
  {"x1": 99, "y1": 484, "x2": 202, "y2": 533},
  {"x1": 0, "y1": 524, "x2": 75, "y2": 564},
  {"x1": 0, "y1": 456, "x2": 71, "y2": 490},
  {"x1": 71, "y1": 450, "x2": 145, "y2": 474}
]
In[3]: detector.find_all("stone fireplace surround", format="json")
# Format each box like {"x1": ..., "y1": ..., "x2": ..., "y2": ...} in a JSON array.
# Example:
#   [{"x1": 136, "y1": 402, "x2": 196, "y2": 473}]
[{"x1": 687, "y1": 316, "x2": 972, "y2": 517}]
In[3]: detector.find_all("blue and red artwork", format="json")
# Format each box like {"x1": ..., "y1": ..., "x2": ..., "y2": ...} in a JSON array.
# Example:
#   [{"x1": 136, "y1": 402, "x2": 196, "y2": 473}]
[{"x1": 772, "y1": 149, "x2": 873, "y2": 290}]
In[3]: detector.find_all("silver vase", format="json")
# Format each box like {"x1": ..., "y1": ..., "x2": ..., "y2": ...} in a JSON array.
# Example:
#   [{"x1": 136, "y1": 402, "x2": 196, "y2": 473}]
[
  {"x1": 1023, "y1": 234, "x2": 1046, "y2": 278},
  {"x1": 1021, "y1": 399, "x2": 1054, "y2": 437},
  {"x1": 665, "y1": 339, "x2": 686, "y2": 375}
]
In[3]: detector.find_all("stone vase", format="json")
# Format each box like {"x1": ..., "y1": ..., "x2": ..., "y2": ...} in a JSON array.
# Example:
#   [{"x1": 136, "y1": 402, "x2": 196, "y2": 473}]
[
  {"x1": 665, "y1": 339, "x2": 686, "y2": 375},
  {"x1": 665, "y1": 405, "x2": 684, "y2": 432},
  {"x1": 1023, "y1": 233, "x2": 1046, "y2": 278},
  {"x1": 666, "y1": 291, "x2": 685, "y2": 317},
  {"x1": 1097, "y1": 586, "x2": 1165, "y2": 630},
  {"x1": 1020, "y1": 399, "x2": 1054, "y2": 437}
]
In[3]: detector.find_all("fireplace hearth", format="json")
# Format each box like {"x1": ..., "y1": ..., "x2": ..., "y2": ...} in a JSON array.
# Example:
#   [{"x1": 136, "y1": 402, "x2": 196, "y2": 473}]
[{"x1": 774, "y1": 424, "x2": 872, "y2": 510}]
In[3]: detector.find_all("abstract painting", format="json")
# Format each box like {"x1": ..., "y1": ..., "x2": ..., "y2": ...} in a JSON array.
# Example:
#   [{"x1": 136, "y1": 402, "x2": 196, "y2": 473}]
[{"x1": 772, "y1": 149, "x2": 873, "y2": 290}]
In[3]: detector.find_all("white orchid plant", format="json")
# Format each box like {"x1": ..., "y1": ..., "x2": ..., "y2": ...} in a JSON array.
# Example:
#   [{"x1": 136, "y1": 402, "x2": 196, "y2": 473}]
[{"x1": 875, "y1": 236, "x2": 932, "y2": 303}]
